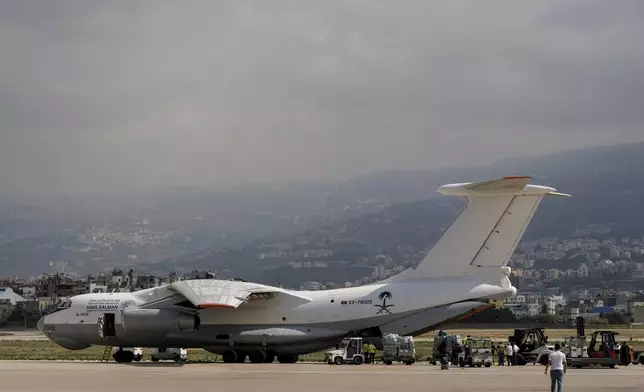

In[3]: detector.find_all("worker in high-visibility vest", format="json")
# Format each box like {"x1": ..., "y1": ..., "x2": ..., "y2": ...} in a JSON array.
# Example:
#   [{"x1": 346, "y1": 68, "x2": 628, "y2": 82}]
[
  {"x1": 362, "y1": 342, "x2": 370, "y2": 363},
  {"x1": 368, "y1": 342, "x2": 376, "y2": 364}
]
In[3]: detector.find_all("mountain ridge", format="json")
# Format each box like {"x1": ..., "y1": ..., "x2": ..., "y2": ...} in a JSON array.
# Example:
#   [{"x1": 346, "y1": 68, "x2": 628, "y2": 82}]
[{"x1": 2, "y1": 141, "x2": 643, "y2": 278}]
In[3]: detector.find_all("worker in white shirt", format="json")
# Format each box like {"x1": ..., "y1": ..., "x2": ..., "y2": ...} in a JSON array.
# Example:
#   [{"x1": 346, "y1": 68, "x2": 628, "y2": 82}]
[
  {"x1": 505, "y1": 342, "x2": 513, "y2": 366},
  {"x1": 544, "y1": 343, "x2": 566, "y2": 392},
  {"x1": 512, "y1": 342, "x2": 520, "y2": 365}
]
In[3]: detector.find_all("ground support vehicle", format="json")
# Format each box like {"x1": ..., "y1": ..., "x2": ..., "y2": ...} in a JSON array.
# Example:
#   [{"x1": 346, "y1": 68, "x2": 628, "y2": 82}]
[
  {"x1": 635, "y1": 351, "x2": 644, "y2": 365},
  {"x1": 151, "y1": 348, "x2": 187, "y2": 362},
  {"x1": 508, "y1": 328, "x2": 553, "y2": 365},
  {"x1": 459, "y1": 337, "x2": 493, "y2": 368},
  {"x1": 325, "y1": 337, "x2": 365, "y2": 365},
  {"x1": 567, "y1": 331, "x2": 621, "y2": 368}
]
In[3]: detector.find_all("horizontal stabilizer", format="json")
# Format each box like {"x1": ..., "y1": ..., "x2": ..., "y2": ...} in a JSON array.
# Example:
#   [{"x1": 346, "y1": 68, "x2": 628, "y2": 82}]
[{"x1": 438, "y1": 176, "x2": 569, "y2": 198}]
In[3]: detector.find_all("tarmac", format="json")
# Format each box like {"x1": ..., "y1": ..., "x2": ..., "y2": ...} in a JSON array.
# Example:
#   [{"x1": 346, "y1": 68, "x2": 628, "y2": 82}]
[{"x1": 1, "y1": 361, "x2": 643, "y2": 392}]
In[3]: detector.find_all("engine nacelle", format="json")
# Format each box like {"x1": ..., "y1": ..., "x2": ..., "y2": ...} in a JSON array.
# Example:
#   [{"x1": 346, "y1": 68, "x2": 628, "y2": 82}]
[{"x1": 121, "y1": 308, "x2": 199, "y2": 334}]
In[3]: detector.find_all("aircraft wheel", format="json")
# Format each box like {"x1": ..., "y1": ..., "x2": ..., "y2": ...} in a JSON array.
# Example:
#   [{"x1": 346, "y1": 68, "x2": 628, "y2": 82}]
[
  {"x1": 222, "y1": 350, "x2": 238, "y2": 363},
  {"x1": 264, "y1": 352, "x2": 275, "y2": 363},
  {"x1": 151, "y1": 357, "x2": 159, "y2": 362},
  {"x1": 134, "y1": 355, "x2": 142, "y2": 362},
  {"x1": 385, "y1": 360, "x2": 393, "y2": 365},
  {"x1": 235, "y1": 352, "x2": 247, "y2": 363},
  {"x1": 405, "y1": 361, "x2": 413, "y2": 365},
  {"x1": 113, "y1": 349, "x2": 134, "y2": 363},
  {"x1": 249, "y1": 350, "x2": 267, "y2": 364}
]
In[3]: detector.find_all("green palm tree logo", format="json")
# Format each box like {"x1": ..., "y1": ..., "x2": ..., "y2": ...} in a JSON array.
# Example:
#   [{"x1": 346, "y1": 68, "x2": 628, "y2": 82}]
[{"x1": 375, "y1": 291, "x2": 394, "y2": 314}]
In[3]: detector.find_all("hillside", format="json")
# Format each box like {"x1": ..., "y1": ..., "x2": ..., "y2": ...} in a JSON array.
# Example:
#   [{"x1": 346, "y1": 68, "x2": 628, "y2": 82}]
[
  {"x1": 2, "y1": 141, "x2": 644, "y2": 278},
  {"x1": 150, "y1": 142, "x2": 644, "y2": 285}
]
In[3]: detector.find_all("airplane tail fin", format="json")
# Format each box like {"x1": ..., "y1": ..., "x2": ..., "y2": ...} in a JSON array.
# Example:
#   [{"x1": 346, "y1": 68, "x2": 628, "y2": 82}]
[{"x1": 387, "y1": 176, "x2": 570, "y2": 282}]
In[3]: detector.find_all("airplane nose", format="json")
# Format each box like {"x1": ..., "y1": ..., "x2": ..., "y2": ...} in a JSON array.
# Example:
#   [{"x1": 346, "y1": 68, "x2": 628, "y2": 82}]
[{"x1": 37, "y1": 316, "x2": 45, "y2": 333}]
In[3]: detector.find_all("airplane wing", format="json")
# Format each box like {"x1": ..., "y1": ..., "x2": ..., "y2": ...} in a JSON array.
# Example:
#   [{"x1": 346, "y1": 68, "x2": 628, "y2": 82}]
[{"x1": 167, "y1": 279, "x2": 312, "y2": 309}]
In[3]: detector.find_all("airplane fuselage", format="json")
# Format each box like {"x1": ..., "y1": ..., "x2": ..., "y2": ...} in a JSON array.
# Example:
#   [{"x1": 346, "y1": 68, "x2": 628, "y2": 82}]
[{"x1": 39, "y1": 274, "x2": 513, "y2": 357}]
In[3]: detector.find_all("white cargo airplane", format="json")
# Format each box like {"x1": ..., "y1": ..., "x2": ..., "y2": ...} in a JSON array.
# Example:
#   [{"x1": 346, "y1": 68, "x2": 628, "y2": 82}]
[{"x1": 38, "y1": 176, "x2": 569, "y2": 363}]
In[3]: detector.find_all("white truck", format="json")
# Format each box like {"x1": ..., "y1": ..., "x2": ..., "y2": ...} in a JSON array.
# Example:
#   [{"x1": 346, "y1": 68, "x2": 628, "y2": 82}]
[
  {"x1": 151, "y1": 348, "x2": 188, "y2": 362},
  {"x1": 325, "y1": 337, "x2": 365, "y2": 365}
]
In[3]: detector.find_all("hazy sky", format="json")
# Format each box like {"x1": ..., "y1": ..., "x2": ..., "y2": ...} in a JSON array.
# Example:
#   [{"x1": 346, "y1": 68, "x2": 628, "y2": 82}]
[{"x1": 2, "y1": 0, "x2": 644, "y2": 194}]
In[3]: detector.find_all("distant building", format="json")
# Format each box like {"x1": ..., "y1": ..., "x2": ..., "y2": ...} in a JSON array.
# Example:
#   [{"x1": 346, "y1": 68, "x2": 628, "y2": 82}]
[
  {"x1": 633, "y1": 305, "x2": 644, "y2": 324},
  {"x1": 301, "y1": 281, "x2": 323, "y2": 291},
  {"x1": 505, "y1": 303, "x2": 528, "y2": 319},
  {"x1": 0, "y1": 288, "x2": 26, "y2": 306},
  {"x1": 527, "y1": 303, "x2": 541, "y2": 318}
]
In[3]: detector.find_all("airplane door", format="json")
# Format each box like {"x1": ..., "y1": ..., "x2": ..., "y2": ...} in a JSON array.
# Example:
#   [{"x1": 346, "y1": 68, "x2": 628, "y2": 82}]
[{"x1": 101, "y1": 313, "x2": 116, "y2": 338}]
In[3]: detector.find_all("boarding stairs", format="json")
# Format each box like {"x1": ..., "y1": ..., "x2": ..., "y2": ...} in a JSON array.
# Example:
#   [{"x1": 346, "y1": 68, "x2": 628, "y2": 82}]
[{"x1": 100, "y1": 346, "x2": 113, "y2": 363}]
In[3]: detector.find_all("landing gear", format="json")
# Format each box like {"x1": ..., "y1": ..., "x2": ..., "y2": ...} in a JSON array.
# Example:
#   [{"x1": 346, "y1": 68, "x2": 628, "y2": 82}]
[
  {"x1": 235, "y1": 352, "x2": 247, "y2": 363},
  {"x1": 112, "y1": 348, "x2": 134, "y2": 363},
  {"x1": 220, "y1": 350, "x2": 247, "y2": 363},
  {"x1": 249, "y1": 350, "x2": 267, "y2": 364},
  {"x1": 264, "y1": 351, "x2": 275, "y2": 363},
  {"x1": 276, "y1": 354, "x2": 299, "y2": 364},
  {"x1": 222, "y1": 350, "x2": 238, "y2": 363}
]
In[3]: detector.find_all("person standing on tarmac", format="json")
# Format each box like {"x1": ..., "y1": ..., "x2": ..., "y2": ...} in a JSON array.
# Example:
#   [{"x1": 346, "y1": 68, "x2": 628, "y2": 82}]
[
  {"x1": 544, "y1": 343, "x2": 566, "y2": 392},
  {"x1": 512, "y1": 341, "x2": 520, "y2": 365},
  {"x1": 362, "y1": 341, "x2": 370, "y2": 363},
  {"x1": 505, "y1": 341, "x2": 513, "y2": 366},
  {"x1": 497, "y1": 344, "x2": 505, "y2": 366},
  {"x1": 368, "y1": 342, "x2": 376, "y2": 364}
]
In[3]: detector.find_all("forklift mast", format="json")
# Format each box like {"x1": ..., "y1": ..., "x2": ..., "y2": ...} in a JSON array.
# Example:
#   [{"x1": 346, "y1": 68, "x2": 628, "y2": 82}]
[{"x1": 575, "y1": 316, "x2": 585, "y2": 338}]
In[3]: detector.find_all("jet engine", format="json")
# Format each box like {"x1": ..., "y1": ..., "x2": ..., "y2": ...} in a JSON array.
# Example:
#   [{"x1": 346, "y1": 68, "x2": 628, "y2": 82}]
[{"x1": 121, "y1": 308, "x2": 199, "y2": 334}]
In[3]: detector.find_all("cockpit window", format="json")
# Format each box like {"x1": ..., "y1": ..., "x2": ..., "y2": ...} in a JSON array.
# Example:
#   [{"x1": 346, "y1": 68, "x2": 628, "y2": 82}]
[
  {"x1": 47, "y1": 300, "x2": 72, "y2": 315},
  {"x1": 56, "y1": 300, "x2": 72, "y2": 309}
]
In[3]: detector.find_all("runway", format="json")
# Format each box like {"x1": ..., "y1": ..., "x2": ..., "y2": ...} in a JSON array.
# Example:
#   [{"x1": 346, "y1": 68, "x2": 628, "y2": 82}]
[{"x1": 1, "y1": 362, "x2": 643, "y2": 392}]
